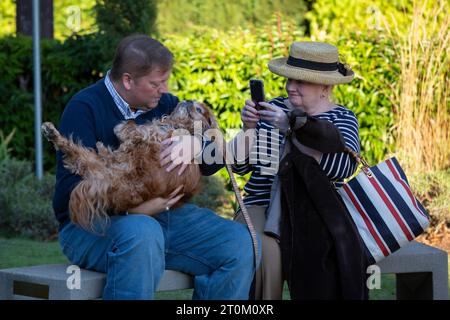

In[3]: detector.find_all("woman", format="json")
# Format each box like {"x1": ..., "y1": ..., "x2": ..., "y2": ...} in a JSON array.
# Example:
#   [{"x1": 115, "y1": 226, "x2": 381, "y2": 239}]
[{"x1": 233, "y1": 41, "x2": 368, "y2": 299}]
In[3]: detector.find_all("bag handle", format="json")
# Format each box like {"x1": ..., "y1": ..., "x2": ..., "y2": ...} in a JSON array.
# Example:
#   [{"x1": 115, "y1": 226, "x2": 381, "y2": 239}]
[
  {"x1": 211, "y1": 128, "x2": 259, "y2": 269},
  {"x1": 224, "y1": 164, "x2": 259, "y2": 266},
  {"x1": 344, "y1": 146, "x2": 373, "y2": 178}
]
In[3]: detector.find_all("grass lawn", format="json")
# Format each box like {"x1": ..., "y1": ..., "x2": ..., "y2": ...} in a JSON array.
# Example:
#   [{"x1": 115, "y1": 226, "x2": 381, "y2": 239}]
[
  {"x1": 0, "y1": 234, "x2": 448, "y2": 300},
  {"x1": 0, "y1": 236, "x2": 69, "y2": 269}
]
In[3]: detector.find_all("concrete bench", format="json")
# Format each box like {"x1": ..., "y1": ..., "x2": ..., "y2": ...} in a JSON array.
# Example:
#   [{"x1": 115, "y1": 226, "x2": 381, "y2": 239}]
[
  {"x1": 0, "y1": 241, "x2": 447, "y2": 300},
  {"x1": 0, "y1": 265, "x2": 193, "y2": 300},
  {"x1": 375, "y1": 241, "x2": 448, "y2": 300}
]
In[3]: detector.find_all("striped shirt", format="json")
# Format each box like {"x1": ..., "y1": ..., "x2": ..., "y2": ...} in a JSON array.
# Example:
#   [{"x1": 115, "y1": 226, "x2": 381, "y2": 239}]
[
  {"x1": 104, "y1": 70, "x2": 145, "y2": 120},
  {"x1": 232, "y1": 97, "x2": 360, "y2": 207}
]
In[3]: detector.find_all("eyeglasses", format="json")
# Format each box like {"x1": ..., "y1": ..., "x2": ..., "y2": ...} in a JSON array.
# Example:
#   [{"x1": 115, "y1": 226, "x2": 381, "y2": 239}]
[{"x1": 149, "y1": 80, "x2": 168, "y2": 90}]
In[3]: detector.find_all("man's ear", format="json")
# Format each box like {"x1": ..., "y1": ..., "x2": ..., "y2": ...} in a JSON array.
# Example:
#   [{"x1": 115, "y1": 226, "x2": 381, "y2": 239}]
[{"x1": 122, "y1": 73, "x2": 133, "y2": 91}]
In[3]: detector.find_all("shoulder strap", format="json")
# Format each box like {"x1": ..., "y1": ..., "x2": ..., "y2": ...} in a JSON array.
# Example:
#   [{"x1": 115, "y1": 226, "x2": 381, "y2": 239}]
[
  {"x1": 344, "y1": 147, "x2": 373, "y2": 178},
  {"x1": 213, "y1": 126, "x2": 259, "y2": 269}
]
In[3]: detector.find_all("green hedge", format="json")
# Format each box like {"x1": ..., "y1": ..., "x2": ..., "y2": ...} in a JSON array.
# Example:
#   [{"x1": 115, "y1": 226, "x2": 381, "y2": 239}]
[
  {"x1": 164, "y1": 22, "x2": 396, "y2": 164},
  {"x1": 157, "y1": 0, "x2": 308, "y2": 35},
  {"x1": 95, "y1": 0, "x2": 158, "y2": 37},
  {"x1": 0, "y1": 34, "x2": 116, "y2": 171},
  {"x1": 0, "y1": 158, "x2": 58, "y2": 239},
  {"x1": 1, "y1": 19, "x2": 397, "y2": 171},
  {"x1": 305, "y1": 0, "x2": 414, "y2": 40}
]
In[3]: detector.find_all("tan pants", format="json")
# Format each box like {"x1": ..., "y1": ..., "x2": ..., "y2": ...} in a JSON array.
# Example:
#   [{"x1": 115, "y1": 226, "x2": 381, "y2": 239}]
[{"x1": 235, "y1": 205, "x2": 283, "y2": 300}]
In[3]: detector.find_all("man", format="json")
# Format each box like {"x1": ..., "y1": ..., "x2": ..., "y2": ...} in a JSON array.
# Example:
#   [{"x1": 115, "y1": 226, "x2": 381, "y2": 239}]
[{"x1": 53, "y1": 34, "x2": 256, "y2": 300}]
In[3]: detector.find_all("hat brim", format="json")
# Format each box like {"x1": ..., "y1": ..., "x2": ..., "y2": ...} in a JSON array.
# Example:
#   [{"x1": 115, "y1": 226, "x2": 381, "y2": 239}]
[{"x1": 268, "y1": 57, "x2": 354, "y2": 85}]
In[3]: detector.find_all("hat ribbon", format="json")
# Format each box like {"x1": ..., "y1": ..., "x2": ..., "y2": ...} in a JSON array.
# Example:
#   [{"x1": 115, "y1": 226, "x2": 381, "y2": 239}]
[{"x1": 286, "y1": 56, "x2": 348, "y2": 76}]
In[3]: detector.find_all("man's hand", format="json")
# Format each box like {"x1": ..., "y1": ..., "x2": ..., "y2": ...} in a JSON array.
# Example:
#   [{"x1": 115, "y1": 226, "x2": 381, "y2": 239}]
[
  {"x1": 241, "y1": 99, "x2": 260, "y2": 131},
  {"x1": 160, "y1": 135, "x2": 202, "y2": 175},
  {"x1": 258, "y1": 102, "x2": 290, "y2": 134},
  {"x1": 128, "y1": 186, "x2": 185, "y2": 216}
]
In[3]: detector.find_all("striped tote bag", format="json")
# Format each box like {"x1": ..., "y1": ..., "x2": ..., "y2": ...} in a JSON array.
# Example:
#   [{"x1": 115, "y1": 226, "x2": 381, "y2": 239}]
[{"x1": 337, "y1": 149, "x2": 430, "y2": 264}]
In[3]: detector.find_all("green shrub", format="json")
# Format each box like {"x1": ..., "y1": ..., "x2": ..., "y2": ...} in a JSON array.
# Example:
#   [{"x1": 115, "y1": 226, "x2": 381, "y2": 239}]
[
  {"x1": 410, "y1": 170, "x2": 450, "y2": 225},
  {"x1": 95, "y1": 0, "x2": 158, "y2": 37},
  {"x1": 4, "y1": 174, "x2": 58, "y2": 240},
  {"x1": 0, "y1": 34, "x2": 116, "y2": 171},
  {"x1": 53, "y1": 0, "x2": 97, "y2": 40},
  {"x1": 305, "y1": 0, "x2": 414, "y2": 40},
  {"x1": 0, "y1": 158, "x2": 31, "y2": 225},
  {"x1": 0, "y1": 129, "x2": 15, "y2": 161},
  {"x1": 0, "y1": 157, "x2": 32, "y2": 190},
  {"x1": 0, "y1": 158, "x2": 57, "y2": 240},
  {"x1": 163, "y1": 23, "x2": 397, "y2": 166},
  {"x1": 0, "y1": 0, "x2": 15, "y2": 37},
  {"x1": 332, "y1": 32, "x2": 398, "y2": 163},
  {"x1": 191, "y1": 175, "x2": 235, "y2": 219},
  {"x1": 157, "y1": 0, "x2": 307, "y2": 35}
]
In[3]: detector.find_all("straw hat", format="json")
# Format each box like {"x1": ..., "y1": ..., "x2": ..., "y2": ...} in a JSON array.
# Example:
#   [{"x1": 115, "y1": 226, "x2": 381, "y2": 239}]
[{"x1": 268, "y1": 41, "x2": 354, "y2": 85}]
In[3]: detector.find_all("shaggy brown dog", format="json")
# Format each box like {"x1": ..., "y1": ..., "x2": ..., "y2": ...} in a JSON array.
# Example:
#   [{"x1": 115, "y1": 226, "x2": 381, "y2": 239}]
[{"x1": 42, "y1": 100, "x2": 218, "y2": 232}]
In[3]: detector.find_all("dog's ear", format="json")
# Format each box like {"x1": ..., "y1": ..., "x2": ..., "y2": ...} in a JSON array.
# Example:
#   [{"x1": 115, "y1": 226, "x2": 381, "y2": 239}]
[
  {"x1": 199, "y1": 103, "x2": 218, "y2": 129},
  {"x1": 171, "y1": 101, "x2": 190, "y2": 121}
]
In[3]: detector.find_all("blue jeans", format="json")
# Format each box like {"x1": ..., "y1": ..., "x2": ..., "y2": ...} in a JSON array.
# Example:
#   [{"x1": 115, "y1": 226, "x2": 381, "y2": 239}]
[{"x1": 58, "y1": 203, "x2": 258, "y2": 300}]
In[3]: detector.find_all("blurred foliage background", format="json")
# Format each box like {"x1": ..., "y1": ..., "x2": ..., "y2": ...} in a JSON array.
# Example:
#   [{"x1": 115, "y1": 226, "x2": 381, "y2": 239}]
[{"x1": 0, "y1": 0, "x2": 448, "y2": 240}]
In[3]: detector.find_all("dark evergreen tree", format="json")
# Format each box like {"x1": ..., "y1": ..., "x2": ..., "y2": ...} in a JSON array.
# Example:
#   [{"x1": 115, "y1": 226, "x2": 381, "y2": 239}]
[{"x1": 95, "y1": 0, "x2": 158, "y2": 37}]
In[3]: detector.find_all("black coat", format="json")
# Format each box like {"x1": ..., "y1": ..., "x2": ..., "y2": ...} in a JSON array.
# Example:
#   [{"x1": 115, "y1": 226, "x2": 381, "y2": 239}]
[{"x1": 278, "y1": 116, "x2": 369, "y2": 300}]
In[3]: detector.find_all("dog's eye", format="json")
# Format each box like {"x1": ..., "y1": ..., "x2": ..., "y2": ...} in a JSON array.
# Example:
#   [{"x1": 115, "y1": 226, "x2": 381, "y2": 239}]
[{"x1": 196, "y1": 107, "x2": 203, "y2": 113}]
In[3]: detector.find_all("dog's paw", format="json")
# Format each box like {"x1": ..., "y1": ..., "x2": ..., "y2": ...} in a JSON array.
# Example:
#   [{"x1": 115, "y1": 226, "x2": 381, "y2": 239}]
[{"x1": 41, "y1": 122, "x2": 58, "y2": 141}]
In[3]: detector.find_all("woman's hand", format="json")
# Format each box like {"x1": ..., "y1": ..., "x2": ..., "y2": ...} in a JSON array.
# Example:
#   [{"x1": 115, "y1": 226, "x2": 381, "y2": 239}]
[
  {"x1": 258, "y1": 102, "x2": 290, "y2": 134},
  {"x1": 241, "y1": 100, "x2": 260, "y2": 131},
  {"x1": 160, "y1": 135, "x2": 202, "y2": 175},
  {"x1": 128, "y1": 186, "x2": 185, "y2": 216}
]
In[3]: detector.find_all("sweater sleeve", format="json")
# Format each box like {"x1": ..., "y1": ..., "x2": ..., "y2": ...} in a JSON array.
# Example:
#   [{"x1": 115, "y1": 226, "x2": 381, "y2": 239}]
[{"x1": 52, "y1": 99, "x2": 98, "y2": 222}]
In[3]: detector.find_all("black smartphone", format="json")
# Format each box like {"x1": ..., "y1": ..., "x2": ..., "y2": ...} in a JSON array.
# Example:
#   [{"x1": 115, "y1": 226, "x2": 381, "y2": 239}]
[{"x1": 250, "y1": 79, "x2": 265, "y2": 110}]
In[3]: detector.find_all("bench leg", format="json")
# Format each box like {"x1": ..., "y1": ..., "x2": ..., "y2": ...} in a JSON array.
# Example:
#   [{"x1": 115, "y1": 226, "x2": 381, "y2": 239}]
[{"x1": 396, "y1": 272, "x2": 433, "y2": 300}]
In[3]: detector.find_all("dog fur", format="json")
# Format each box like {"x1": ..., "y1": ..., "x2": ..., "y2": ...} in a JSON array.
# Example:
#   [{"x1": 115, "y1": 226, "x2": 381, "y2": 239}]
[{"x1": 42, "y1": 100, "x2": 218, "y2": 232}]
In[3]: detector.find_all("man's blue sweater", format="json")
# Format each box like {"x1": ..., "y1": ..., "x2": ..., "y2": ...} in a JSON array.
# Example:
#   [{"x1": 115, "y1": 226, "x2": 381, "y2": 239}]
[{"x1": 53, "y1": 79, "x2": 221, "y2": 227}]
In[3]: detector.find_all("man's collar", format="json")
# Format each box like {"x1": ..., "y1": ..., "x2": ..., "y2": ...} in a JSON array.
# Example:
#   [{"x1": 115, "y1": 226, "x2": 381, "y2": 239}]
[{"x1": 104, "y1": 70, "x2": 145, "y2": 120}]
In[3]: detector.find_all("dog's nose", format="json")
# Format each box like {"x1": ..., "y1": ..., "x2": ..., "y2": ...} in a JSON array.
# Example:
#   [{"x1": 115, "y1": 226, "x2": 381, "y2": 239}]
[
  {"x1": 181, "y1": 100, "x2": 194, "y2": 108},
  {"x1": 195, "y1": 105, "x2": 203, "y2": 113}
]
